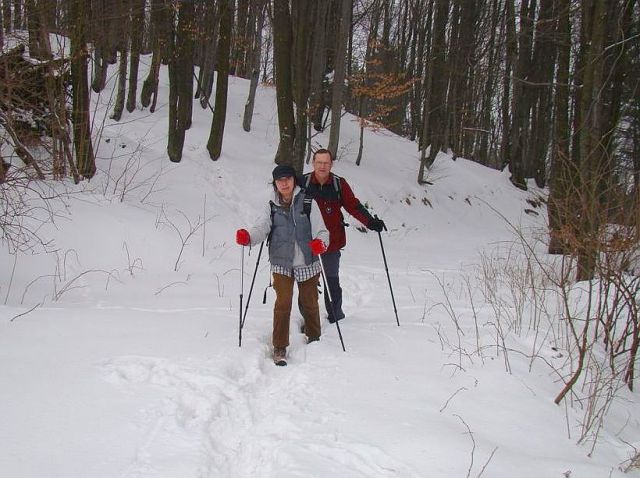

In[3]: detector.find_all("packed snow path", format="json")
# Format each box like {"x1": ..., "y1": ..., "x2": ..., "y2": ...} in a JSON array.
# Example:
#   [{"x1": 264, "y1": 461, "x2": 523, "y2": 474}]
[{"x1": 101, "y1": 334, "x2": 419, "y2": 477}]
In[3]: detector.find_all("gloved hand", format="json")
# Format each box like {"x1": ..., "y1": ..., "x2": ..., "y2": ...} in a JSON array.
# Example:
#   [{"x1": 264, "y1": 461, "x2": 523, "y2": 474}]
[
  {"x1": 309, "y1": 239, "x2": 327, "y2": 256},
  {"x1": 367, "y1": 218, "x2": 386, "y2": 232},
  {"x1": 236, "y1": 229, "x2": 250, "y2": 246}
]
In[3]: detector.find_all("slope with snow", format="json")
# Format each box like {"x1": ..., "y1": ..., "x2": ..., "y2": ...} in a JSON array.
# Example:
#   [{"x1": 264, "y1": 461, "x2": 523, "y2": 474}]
[{"x1": 1, "y1": 58, "x2": 639, "y2": 477}]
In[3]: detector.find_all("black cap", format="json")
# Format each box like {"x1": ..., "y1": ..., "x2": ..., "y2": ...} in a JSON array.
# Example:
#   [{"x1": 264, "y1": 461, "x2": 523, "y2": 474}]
[{"x1": 272, "y1": 165, "x2": 296, "y2": 180}]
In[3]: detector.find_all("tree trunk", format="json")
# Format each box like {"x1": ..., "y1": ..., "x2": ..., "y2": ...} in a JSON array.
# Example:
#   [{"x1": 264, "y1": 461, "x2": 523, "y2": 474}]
[
  {"x1": 528, "y1": 0, "x2": 556, "y2": 187},
  {"x1": 477, "y1": 0, "x2": 500, "y2": 167},
  {"x1": 508, "y1": 0, "x2": 535, "y2": 189},
  {"x1": 90, "y1": 0, "x2": 108, "y2": 93},
  {"x1": 177, "y1": 1, "x2": 194, "y2": 132},
  {"x1": 327, "y1": 0, "x2": 352, "y2": 158},
  {"x1": 575, "y1": 0, "x2": 608, "y2": 282},
  {"x1": 13, "y1": 0, "x2": 24, "y2": 30},
  {"x1": 0, "y1": 9, "x2": 4, "y2": 50},
  {"x1": 242, "y1": 0, "x2": 266, "y2": 132},
  {"x1": 141, "y1": 0, "x2": 170, "y2": 111},
  {"x1": 207, "y1": 0, "x2": 232, "y2": 160},
  {"x1": 308, "y1": 0, "x2": 329, "y2": 132},
  {"x1": 499, "y1": 0, "x2": 516, "y2": 169},
  {"x1": 126, "y1": 0, "x2": 145, "y2": 113},
  {"x1": 424, "y1": 0, "x2": 449, "y2": 169},
  {"x1": 111, "y1": 46, "x2": 128, "y2": 121},
  {"x1": 69, "y1": 0, "x2": 95, "y2": 178},
  {"x1": 167, "y1": 55, "x2": 182, "y2": 161},
  {"x1": 547, "y1": 0, "x2": 572, "y2": 255},
  {"x1": 26, "y1": 0, "x2": 46, "y2": 60},
  {"x1": 291, "y1": 1, "x2": 316, "y2": 170},
  {"x1": 197, "y1": 0, "x2": 219, "y2": 108},
  {"x1": 233, "y1": 0, "x2": 250, "y2": 78},
  {"x1": 272, "y1": 0, "x2": 295, "y2": 166},
  {"x1": 3, "y1": 0, "x2": 12, "y2": 34},
  {"x1": 409, "y1": 0, "x2": 427, "y2": 142}
]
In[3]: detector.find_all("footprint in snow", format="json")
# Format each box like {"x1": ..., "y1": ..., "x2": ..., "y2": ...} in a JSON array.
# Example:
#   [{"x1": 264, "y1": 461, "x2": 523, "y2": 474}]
[{"x1": 99, "y1": 347, "x2": 417, "y2": 477}]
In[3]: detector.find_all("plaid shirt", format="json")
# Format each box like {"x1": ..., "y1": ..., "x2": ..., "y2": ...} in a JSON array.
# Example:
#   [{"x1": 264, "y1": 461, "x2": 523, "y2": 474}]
[{"x1": 272, "y1": 261, "x2": 321, "y2": 282}]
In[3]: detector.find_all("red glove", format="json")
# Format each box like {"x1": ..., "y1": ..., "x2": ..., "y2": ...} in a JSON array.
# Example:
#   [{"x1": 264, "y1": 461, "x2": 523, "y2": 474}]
[
  {"x1": 236, "y1": 229, "x2": 250, "y2": 246},
  {"x1": 309, "y1": 239, "x2": 326, "y2": 256}
]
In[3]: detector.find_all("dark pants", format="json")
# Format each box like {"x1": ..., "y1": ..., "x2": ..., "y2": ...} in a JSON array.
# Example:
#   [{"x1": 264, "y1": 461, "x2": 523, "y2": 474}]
[
  {"x1": 273, "y1": 273, "x2": 321, "y2": 347},
  {"x1": 321, "y1": 251, "x2": 345, "y2": 322}
]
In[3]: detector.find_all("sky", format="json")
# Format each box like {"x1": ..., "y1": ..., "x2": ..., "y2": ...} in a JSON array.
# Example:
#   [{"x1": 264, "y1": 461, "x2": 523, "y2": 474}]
[{"x1": 1, "y1": 51, "x2": 639, "y2": 478}]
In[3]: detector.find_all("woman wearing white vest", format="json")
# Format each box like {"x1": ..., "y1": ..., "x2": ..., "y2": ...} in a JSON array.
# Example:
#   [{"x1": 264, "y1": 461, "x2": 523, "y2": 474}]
[{"x1": 236, "y1": 165, "x2": 329, "y2": 366}]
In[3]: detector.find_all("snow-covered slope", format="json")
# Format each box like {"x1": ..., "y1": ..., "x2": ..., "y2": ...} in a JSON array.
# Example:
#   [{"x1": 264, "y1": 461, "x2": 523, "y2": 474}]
[{"x1": 1, "y1": 58, "x2": 638, "y2": 477}]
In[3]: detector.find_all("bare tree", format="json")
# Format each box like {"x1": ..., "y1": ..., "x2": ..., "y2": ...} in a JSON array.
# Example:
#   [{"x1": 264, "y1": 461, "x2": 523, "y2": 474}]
[
  {"x1": 69, "y1": 0, "x2": 96, "y2": 178},
  {"x1": 327, "y1": 0, "x2": 353, "y2": 157},
  {"x1": 242, "y1": 0, "x2": 267, "y2": 132},
  {"x1": 167, "y1": 0, "x2": 195, "y2": 163},
  {"x1": 272, "y1": 0, "x2": 295, "y2": 167},
  {"x1": 207, "y1": 0, "x2": 233, "y2": 160}
]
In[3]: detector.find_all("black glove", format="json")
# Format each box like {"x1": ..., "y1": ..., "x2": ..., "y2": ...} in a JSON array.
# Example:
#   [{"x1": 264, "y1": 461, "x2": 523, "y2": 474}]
[{"x1": 367, "y1": 218, "x2": 386, "y2": 232}]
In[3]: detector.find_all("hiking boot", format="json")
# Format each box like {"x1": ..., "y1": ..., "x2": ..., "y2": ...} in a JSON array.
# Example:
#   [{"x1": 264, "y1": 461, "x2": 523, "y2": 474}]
[
  {"x1": 273, "y1": 347, "x2": 287, "y2": 366},
  {"x1": 307, "y1": 336, "x2": 320, "y2": 344}
]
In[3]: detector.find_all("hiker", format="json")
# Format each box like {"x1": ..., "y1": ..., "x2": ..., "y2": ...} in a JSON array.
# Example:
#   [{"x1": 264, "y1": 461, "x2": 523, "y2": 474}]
[
  {"x1": 301, "y1": 148, "x2": 385, "y2": 323},
  {"x1": 235, "y1": 165, "x2": 329, "y2": 366}
]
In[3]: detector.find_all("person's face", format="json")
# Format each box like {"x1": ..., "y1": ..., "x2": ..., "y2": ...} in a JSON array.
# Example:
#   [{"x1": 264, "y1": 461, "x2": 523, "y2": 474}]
[
  {"x1": 275, "y1": 175, "x2": 295, "y2": 198},
  {"x1": 312, "y1": 152, "x2": 333, "y2": 183}
]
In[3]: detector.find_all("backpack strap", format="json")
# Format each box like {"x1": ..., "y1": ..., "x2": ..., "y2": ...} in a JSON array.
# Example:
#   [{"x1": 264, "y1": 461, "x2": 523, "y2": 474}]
[
  {"x1": 332, "y1": 174, "x2": 342, "y2": 203},
  {"x1": 267, "y1": 200, "x2": 276, "y2": 245},
  {"x1": 301, "y1": 172, "x2": 342, "y2": 217},
  {"x1": 302, "y1": 193, "x2": 313, "y2": 219}
]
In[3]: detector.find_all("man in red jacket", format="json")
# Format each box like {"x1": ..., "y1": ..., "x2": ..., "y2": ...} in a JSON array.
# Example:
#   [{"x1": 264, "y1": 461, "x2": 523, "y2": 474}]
[{"x1": 302, "y1": 149, "x2": 385, "y2": 323}]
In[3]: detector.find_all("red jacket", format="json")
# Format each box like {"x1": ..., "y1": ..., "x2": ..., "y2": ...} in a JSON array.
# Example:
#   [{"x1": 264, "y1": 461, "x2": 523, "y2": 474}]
[{"x1": 303, "y1": 172, "x2": 374, "y2": 253}]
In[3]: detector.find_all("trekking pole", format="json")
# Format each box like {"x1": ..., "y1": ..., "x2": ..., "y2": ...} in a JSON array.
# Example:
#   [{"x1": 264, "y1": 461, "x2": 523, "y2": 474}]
[
  {"x1": 238, "y1": 245, "x2": 245, "y2": 347},
  {"x1": 239, "y1": 241, "x2": 264, "y2": 347},
  {"x1": 375, "y1": 215, "x2": 400, "y2": 326},
  {"x1": 319, "y1": 254, "x2": 346, "y2": 352}
]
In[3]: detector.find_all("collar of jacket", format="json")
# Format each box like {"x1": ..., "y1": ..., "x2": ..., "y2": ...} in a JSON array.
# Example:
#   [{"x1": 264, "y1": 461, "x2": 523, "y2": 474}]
[
  {"x1": 308, "y1": 171, "x2": 334, "y2": 186},
  {"x1": 271, "y1": 185, "x2": 302, "y2": 206}
]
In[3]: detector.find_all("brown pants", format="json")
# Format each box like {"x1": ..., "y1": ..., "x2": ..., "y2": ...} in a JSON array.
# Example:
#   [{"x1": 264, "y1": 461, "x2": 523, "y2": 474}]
[{"x1": 272, "y1": 273, "x2": 321, "y2": 347}]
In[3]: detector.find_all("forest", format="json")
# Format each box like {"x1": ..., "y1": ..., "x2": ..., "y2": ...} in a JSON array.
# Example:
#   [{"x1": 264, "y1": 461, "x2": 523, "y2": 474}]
[
  {"x1": 2, "y1": 2, "x2": 640, "y2": 467},
  {"x1": 0, "y1": 0, "x2": 639, "y2": 283}
]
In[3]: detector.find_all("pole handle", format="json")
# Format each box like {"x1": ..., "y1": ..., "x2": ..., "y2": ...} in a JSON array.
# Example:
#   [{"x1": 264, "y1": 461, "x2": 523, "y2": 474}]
[{"x1": 374, "y1": 214, "x2": 387, "y2": 232}]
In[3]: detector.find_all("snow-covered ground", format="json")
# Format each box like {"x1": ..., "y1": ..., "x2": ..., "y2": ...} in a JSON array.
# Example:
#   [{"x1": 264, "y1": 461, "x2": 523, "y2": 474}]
[{"x1": 1, "y1": 56, "x2": 639, "y2": 477}]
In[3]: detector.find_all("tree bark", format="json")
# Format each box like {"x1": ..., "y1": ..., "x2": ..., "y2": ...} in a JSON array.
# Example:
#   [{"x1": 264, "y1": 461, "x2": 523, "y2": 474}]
[
  {"x1": 233, "y1": 0, "x2": 250, "y2": 78},
  {"x1": 3, "y1": 0, "x2": 12, "y2": 35},
  {"x1": 477, "y1": 0, "x2": 500, "y2": 167},
  {"x1": 13, "y1": 0, "x2": 24, "y2": 30},
  {"x1": 327, "y1": 0, "x2": 353, "y2": 158},
  {"x1": 422, "y1": 0, "x2": 449, "y2": 173},
  {"x1": 508, "y1": 0, "x2": 535, "y2": 189},
  {"x1": 499, "y1": 0, "x2": 516, "y2": 170},
  {"x1": 141, "y1": 0, "x2": 170, "y2": 111},
  {"x1": 528, "y1": 0, "x2": 556, "y2": 187},
  {"x1": 69, "y1": 0, "x2": 95, "y2": 178},
  {"x1": 207, "y1": 0, "x2": 232, "y2": 160},
  {"x1": 308, "y1": 0, "x2": 329, "y2": 133},
  {"x1": 196, "y1": 0, "x2": 219, "y2": 108},
  {"x1": 126, "y1": 0, "x2": 145, "y2": 113},
  {"x1": 272, "y1": 0, "x2": 295, "y2": 166},
  {"x1": 547, "y1": 0, "x2": 572, "y2": 255},
  {"x1": 291, "y1": 1, "x2": 316, "y2": 170},
  {"x1": 111, "y1": 46, "x2": 128, "y2": 121},
  {"x1": 242, "y1": 0, "x2": 266, "y2": 132},
  {"x1": 575, "y1": 0, "x2": 608, "y2": 282}
]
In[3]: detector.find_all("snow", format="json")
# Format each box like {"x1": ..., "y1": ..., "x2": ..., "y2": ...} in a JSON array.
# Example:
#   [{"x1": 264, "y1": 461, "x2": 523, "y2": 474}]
[{"x1": 1, "y1": 56, "x2": 639, "y2": 478}]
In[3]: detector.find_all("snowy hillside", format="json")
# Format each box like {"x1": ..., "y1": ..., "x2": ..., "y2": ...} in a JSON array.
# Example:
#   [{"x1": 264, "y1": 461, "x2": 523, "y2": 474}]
[{"x1": 1, "y1": 58, "x2": 639, "y2": 478}]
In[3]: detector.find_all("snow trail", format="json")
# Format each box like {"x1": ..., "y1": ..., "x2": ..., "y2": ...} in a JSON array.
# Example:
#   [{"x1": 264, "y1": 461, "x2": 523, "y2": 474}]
[{"x1": 100, "y1": 341, "x2": 419, "y2": 477}]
